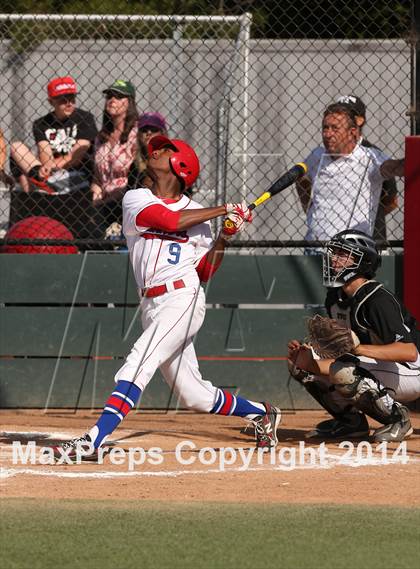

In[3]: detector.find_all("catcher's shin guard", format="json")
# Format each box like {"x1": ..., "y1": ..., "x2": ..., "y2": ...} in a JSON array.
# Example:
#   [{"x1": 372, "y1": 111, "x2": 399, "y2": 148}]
[
  {"x1": 299, "y1": 376, "x2": 367, "y2": 438},
  {"x1": 301, "y1": 377, "x2": 353, "y2": 419},
  {"x1": 329, "y1": 354, "x2": 411, "y2": 431},
  {"x1": 288, "y1": 353, "x2": 353, "y2": 418}
]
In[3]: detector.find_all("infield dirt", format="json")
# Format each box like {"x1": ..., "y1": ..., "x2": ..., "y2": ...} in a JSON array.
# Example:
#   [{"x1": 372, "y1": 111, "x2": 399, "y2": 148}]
[{"x1": 1, "y1": 410, "x2": 419, "y2": 506}]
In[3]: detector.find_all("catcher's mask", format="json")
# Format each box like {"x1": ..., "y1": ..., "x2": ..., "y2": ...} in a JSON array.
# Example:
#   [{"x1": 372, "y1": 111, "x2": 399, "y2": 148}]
[
  {"x1": 148, "y1": 136, "x2": 200, "y2": 190},
  {"x1": 323, "y1": 229, "x2": 381, "y2": 287}
]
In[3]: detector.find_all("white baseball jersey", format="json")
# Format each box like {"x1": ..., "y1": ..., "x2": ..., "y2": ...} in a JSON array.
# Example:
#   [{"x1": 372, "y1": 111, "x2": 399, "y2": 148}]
[
  {"x1": 122, "y1": 188, "x2": 214, "y2": 291},
  {"x1": 304, "y1": 144, "x2": 390, "y2": 240}
]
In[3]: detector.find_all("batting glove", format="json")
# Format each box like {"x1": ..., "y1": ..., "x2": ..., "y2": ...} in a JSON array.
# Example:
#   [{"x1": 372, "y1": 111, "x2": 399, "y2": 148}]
[
  {"x1": 221, "y1": 212, "x2": 248, "y2": 241},
  {"x1": 224, "y1": 201, "x2": 253, "y2": 222}
]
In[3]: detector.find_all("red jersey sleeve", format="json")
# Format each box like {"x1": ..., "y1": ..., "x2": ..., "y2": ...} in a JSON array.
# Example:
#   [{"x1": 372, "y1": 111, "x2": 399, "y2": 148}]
[
  {"x1": 196, "y1": 251, "x2": 223, "y2": 282},
  {"x1": 136, "y1": 204, "x2": 181, "y2": 232}
]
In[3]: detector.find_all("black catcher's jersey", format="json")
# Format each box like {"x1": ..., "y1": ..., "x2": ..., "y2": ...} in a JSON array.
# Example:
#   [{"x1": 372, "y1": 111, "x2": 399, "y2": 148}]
[{"x1": 325, "y1": 280, "x2": 420, "y2": 350}]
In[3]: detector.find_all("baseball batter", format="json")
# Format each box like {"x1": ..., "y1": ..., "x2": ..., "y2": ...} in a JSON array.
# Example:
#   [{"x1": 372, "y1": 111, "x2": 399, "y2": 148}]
[
  {"x1": 288, "y1": 230, "x2": 420, "y2": 442},
  {"x1": 55, "y1": 135, "x2": 280, "y2": 460}
]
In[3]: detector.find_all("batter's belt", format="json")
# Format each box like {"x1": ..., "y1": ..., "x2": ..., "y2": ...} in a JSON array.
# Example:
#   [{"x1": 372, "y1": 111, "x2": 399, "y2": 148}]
[{"x1": 141, "y1": 278, "x2": 186, "y2": 298}]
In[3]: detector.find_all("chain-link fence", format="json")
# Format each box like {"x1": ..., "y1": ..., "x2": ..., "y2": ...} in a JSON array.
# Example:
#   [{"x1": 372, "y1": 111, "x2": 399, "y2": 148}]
[{"x1": 0, "y1": 1, "x2": 414, "y2": 253}]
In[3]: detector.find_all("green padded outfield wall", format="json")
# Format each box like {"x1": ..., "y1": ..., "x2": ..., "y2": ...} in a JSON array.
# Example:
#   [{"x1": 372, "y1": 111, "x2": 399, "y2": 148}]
[{"x1": 0, "y1": 253, "x2": 402, "y2": 409}]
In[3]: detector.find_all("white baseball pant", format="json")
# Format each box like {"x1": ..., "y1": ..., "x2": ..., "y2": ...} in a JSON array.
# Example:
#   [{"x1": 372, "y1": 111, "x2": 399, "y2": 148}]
[{"x1": 115, "y1": 286, "x2": 218, "y2": 412}]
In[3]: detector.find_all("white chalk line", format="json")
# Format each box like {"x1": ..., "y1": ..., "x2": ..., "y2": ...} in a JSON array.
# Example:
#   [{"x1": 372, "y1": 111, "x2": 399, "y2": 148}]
[
  {"x1": 0, "y1": 431, "x2": 76, "y2": 439},
  {"x1": 0, "y1": 430, "x2": 155, "y2": 445}
]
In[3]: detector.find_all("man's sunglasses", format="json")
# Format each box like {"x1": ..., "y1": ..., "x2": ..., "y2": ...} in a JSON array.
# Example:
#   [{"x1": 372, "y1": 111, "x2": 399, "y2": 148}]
[
  {"x1": 53, "y1": 95, "x2": 76, "y2": 104},
  {"x1": 105, "y1": 92, "x2": 128, "y2": 100},
  {"x1": 139, "y1": 126, "x2": 162, "y2": 133}
]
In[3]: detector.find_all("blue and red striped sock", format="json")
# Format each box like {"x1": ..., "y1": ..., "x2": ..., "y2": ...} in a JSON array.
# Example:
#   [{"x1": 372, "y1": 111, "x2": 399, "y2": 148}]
[
  {"x1": 210, "y1": 389, "x2": 265, "y2": 419},
  {"x1": 88, "y1": 380, "x2": 141, "y2": 448}
]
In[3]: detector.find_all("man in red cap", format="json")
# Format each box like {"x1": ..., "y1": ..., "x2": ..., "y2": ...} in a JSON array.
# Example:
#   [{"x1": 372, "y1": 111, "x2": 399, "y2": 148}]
[{"x1": 10, "y1": 76, "x2": 97, "y2": 193}]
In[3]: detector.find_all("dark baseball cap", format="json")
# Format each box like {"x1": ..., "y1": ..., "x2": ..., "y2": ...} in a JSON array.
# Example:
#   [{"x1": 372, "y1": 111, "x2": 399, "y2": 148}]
[
  {"x1": 336, "y1": 95, "x2": 366, "y2": 118},
  {"x1": 103, "y1": 79, "x2": 136, "y2": 99},
  {"x1": 138, "y1": 112, "x2": 167, "y2": 131}
]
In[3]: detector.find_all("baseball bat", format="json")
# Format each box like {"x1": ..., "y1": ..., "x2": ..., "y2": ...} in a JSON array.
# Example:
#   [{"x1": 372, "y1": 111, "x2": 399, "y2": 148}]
[
  {"x1": 223, "y1": 162, "x2": 308, "y2": 234},
  {"x1": 247, "y1": 162, "x2": 308, "y2": 211}
]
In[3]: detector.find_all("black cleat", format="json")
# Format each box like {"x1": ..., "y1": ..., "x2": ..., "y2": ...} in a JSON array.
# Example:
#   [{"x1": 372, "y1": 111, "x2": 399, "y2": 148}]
[
  {"x1": 52, "y1": 434, "x2": 98, "y2": 462},
  {"x1": 306, "y1": 412, "x2": 370, "y2": 440},
  {"x1": 371, "y1": 406, "x2": 413, "y2": 443}
]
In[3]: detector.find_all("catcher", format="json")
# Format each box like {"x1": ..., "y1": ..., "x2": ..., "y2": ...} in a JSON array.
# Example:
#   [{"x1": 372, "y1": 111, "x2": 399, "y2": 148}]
[{"x1": 288, "y1": 229, "x2": 420, "y2": 442}]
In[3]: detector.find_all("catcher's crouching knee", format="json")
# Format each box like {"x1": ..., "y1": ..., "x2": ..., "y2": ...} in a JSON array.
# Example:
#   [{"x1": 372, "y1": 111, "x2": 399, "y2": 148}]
[{"x1": 329, "y1": 354, "x2": 362, "y2": 398}]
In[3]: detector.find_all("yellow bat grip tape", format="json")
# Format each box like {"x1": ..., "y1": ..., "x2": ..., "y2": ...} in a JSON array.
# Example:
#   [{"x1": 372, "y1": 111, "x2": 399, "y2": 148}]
[
  {"x1": 296, "y1": 162, "x2": 308, "y2": 174},
  {"x1": 252, "y1": 192, "x2": 272, "y2": 208}
]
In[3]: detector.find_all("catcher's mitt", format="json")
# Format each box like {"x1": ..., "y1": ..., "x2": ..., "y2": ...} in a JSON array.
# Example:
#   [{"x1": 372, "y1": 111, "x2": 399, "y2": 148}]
[{"x1": 306, "y1": 314, "x2": 360, "y2": 358}]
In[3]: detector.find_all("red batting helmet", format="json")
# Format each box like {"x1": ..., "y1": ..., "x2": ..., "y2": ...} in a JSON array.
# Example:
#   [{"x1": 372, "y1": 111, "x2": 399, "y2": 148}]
[
  {"x1": 148, "y1": 135, "x2": 200, "y2": 189},
  {"x1": 2, "y1": 216, "x2": 78, "y2": 254}
]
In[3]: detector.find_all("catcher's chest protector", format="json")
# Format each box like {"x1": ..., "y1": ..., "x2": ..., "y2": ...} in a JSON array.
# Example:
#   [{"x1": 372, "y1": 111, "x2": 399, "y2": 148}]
[
  {"x1": 326, "y1": 281, "x2": 382, "y2": 345},
  {"x1": 327, "y1": 280, "x2": 420, "y2": 348}
]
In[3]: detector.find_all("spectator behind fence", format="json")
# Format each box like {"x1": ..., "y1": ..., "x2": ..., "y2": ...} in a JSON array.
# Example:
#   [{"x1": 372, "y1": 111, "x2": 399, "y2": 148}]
[
  {"x1": 126, "y1": 111, "x2": 168, "y2": 190},
  {"x1": 0, "y1": 127, "x2": 14, "y2": 187},
  {"x1": 336, "y1": 95, "x2": 398, "y2": 244},
  {"x1": 91, "y1": 80, "x2": 138, "y2": 237},
  {"x1": 10, "y1": 76, "x2": 97, "y2": 193},
  {"x1": 128, "y1": 112, "x2": 197, "y2": 199},
  {"x1": 295, "y1": 103, "x2": 404, "y2": 251}
]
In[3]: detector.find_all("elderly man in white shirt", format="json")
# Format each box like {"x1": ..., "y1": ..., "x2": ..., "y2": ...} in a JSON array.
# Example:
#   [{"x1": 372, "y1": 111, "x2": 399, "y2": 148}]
[{"x1": 296, "y1": 103, "x2": 404, "y2": 246}]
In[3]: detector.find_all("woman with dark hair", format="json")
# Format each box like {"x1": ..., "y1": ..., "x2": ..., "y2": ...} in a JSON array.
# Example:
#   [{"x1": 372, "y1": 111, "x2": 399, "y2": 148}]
[{"x1": 91, "y1": 80, "x2": 139, "y2": 237}]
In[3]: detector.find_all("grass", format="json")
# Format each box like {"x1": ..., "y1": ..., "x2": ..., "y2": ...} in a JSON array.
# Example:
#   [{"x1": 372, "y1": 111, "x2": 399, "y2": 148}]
[{"x1": 1, "y1": 500, "x2": 420, "y2": 569}]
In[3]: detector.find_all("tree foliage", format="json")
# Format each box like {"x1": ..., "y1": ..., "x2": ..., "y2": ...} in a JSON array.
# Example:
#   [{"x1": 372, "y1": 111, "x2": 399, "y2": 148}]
[{"x1": 0, "y1": 0, "x2": 412, "y2": 39}]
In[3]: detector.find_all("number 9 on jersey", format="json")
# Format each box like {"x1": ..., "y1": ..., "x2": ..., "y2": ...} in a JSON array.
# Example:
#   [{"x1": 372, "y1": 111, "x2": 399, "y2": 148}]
[{"x1": 167, "y1": 243, "x2": 181, "y2": 265}]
